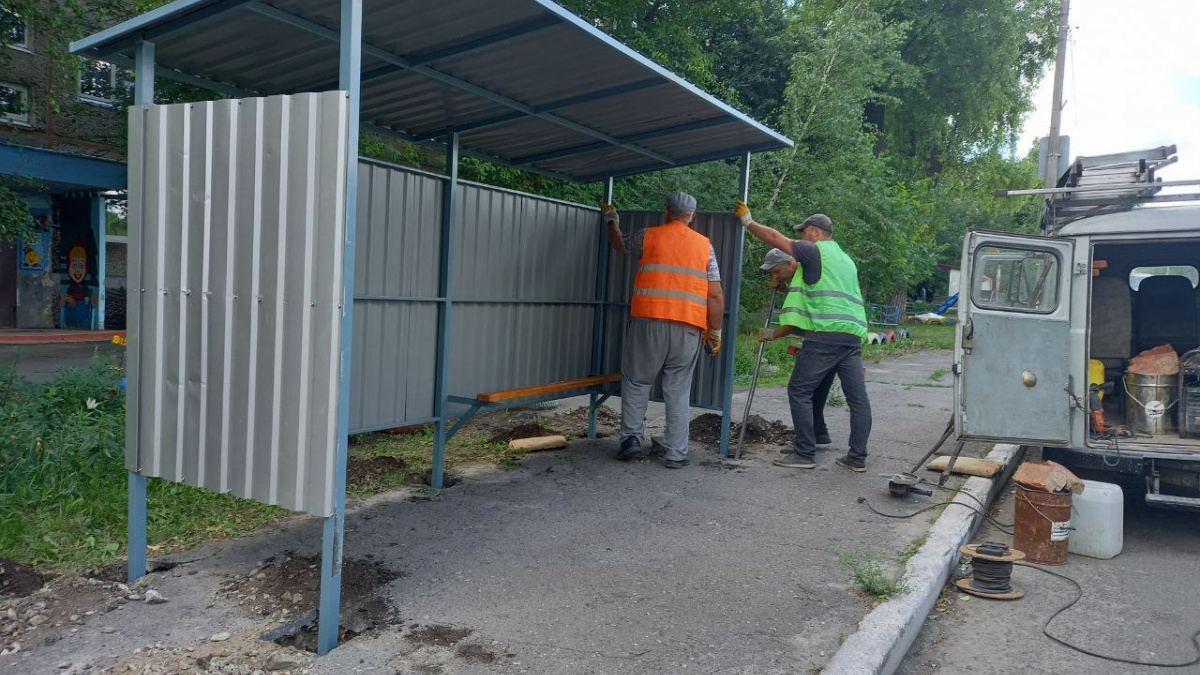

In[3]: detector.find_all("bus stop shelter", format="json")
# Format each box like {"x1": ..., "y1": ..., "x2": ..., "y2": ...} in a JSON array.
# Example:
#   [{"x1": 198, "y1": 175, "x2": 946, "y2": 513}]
[{"x1": 72, "y1": 0, "x2": 791, "y2": 653}]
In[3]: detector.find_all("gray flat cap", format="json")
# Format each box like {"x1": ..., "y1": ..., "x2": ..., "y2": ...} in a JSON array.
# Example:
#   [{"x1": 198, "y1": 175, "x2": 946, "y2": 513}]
[
  {"x1": 794, "y1": 213, "x2": 833, "y2": 233},
  {"x1": 666, "y1": 191, "x2": 697, "y2": 213},
  {"x1": 760, "y1": 248, "x2": 795, "y2": 271}
]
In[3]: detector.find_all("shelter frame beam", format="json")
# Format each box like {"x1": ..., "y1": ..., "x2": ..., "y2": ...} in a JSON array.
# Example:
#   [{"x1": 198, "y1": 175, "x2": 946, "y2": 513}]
[
  {"x1": 431, "y1": 132, "x2": 460, "y2": 491},
  {"x1": 127, "y1": 37, "x2": 155, "y2": 586},
  {"x1": 243, "y1": 1, "x2": 676, "y2": 167},
  {"x1": 719, "y1": 152, "x2": 751, "y2": 457},
  {"x1": 589, "y1": 176, "x2": 615, "y2": 438},
  {"x1": 317, "y1": 0, "x2": 362, "y2": 655}
]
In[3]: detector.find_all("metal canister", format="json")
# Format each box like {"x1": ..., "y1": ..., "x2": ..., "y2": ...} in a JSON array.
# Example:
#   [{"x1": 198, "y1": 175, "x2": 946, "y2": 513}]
[
  {"x1": 1013, "y1": 485, "x2": 1072, "y2": 565},
  {"x1": 1124, "y1": 372, "x2": 1179, "y2": 436}
]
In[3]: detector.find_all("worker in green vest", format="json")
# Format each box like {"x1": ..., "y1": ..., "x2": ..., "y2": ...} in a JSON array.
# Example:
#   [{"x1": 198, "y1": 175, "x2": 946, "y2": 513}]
[{"x1": 734, "y1": 202, "x2": 872, "y2": 472}]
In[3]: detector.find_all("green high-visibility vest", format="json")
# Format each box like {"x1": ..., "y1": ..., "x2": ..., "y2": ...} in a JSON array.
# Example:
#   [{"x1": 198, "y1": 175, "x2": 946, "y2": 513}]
[{"x1": 779, "y1": 240, "x2": 868, "y2": 339}]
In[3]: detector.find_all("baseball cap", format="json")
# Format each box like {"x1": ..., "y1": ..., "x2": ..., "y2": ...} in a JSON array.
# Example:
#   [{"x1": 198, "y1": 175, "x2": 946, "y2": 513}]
[
  {"x1": 760, "y1": 248, "x2": 795, "y2": 271},
  {"x1": 665, "y1": 191, "x2": 697, "y2": 213},
  {"x1": 794, "y1": 213, "x2": 833, "y2": 233}
]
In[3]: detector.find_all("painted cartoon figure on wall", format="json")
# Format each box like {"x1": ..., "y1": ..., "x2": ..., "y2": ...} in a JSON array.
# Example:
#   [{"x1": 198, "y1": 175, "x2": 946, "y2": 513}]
[{"x1": 60, "y1": 238, "x2": 96, "y2": 328}]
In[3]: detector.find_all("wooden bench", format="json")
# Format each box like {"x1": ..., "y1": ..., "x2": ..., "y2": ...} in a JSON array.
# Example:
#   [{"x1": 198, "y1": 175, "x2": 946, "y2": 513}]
[
  {"x1": 476, "y1": 373, "x2": 621, "y2": 403},
  {"x1": 444, "y1": 373, "x2": 621, "y2": 440}
]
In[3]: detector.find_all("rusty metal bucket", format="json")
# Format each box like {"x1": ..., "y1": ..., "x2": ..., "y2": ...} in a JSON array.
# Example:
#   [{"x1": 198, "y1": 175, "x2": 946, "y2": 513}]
[{"x1": 1013, "y1": 485, "x2": 1072, "y2": 565}]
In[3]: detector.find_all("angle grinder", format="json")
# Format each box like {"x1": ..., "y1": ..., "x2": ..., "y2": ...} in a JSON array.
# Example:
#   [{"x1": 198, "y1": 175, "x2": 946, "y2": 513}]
[{"x1": 881, "y1": 472, "x2": 933, "y2": 498}]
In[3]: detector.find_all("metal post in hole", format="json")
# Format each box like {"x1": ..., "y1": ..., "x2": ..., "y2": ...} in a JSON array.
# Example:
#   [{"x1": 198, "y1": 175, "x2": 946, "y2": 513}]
[
  {"x1": 736, "y1": 287, "x2": 777, "y2": 459},
  {"x1": 589, "y1": 175, "x2": 615, "y2": 439},
  {"x1": 126, "y1": 37, "x2": 155, "y2": 585},
  {"x1": 431, "y1": 131, "x2": 460, "y2": 490},
  {"x1": 317, "y1": 0, "x2": 361, "y2": 655},
  {"x1": 719, "y1": 152, "x2": 752, "y2": 457}
]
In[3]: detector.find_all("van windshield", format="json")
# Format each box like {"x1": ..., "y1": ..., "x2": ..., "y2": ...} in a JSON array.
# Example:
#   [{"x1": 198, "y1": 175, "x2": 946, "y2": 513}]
[{"x1": 1129, "y1": 266, "x2": 1199, "y2": 291}]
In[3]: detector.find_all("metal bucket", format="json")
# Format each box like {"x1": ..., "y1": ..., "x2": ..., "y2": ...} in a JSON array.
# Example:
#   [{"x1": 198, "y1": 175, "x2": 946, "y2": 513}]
[
  {"x1": 1124, "y1": 372, "x2": 1179, "y2": 436},
  {"x1": 1013, "y1": 485, "x2": 1072, "y2": 565}
]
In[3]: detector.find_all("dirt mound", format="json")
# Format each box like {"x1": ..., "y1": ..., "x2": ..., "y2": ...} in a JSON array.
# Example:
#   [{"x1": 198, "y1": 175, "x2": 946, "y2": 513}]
[
  {"x1": 553, "y1": 405, "x2": 620, "y2": 438},
  {"x1": 347, "y1": 455, "x2": 408, "y2": 486},
  {"x1": 487, "y1": 423, "x2": 558, "y2": 444},
  {"x1": 407, "y1": 624, "x2": 472, "y2": 647},
  {"x1": 223, "y1": 554, "x2": 400, "y2": 650},
  {"x1": 689, "y1": 413, "x2": 793, "y2": 447},
  {"x1": 0, "y1": 558, "x2": 44, "y2": 598}
]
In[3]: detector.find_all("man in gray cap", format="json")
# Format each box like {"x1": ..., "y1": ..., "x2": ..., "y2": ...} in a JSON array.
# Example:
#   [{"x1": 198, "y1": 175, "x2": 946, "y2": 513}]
[
  {"x1": 759, "y1": 249, "x2": 836, "y2": 448},
  {"x1": 601, "y1": 191, "x2": 724, "y2": 469},
  {"x1": 734, "y1": 201, "x2": 872, "y2": 472}
]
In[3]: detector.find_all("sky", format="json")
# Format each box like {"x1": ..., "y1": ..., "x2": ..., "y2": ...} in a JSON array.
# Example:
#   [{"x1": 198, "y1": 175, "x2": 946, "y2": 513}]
[{"x1": 1017, "y1": 0, "x2": 1200, "y2": 184}]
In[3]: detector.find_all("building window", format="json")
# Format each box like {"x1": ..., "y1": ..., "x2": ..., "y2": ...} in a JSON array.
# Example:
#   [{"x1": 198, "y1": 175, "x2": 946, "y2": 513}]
[
  {"x1": 79, "y1": 60, "x2": 131, "y2": 107},
  {"x1": 0, "y1": 82, "x2": 30, "y2": 125},
  {"x1": 1, "y1": 7, "x2": 29, "y2": 51}
]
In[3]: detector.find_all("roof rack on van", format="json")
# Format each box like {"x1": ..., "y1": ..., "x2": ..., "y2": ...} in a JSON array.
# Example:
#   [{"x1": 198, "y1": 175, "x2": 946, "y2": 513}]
[{"x1": 994, "y1": 145, "x2": 1200, "y2": 233}]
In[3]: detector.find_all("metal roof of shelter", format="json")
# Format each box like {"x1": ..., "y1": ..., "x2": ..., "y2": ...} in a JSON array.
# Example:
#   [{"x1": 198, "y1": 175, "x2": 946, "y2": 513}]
[{"x1": 72, "y1": 0, "x2": 792, "y2": 182}]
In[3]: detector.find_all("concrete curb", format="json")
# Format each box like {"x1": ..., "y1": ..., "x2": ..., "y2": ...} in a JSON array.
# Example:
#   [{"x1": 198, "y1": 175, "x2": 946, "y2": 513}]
[{"x1": 823, "y1": 443, "x2": 1026, "y2": 675}]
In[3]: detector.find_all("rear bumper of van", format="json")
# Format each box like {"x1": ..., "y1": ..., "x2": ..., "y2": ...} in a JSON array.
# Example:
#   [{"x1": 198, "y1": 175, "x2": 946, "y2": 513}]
[{"x1": 1044, "y1": 446, "x2": 1200, "y2": 511}]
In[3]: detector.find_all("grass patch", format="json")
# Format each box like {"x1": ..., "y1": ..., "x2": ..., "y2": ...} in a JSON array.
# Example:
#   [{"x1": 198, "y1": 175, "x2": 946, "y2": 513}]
[
  {"x1": 906, "y1": 403, "x2": 926, "y2": 408},
  {"x1": 0, "y1": 361, "x2": 285, "y2": 575},
  {"x1": 734, "y1": 322, "x2": 955, "y2": 386},
  {"x1": 837, "y1": 548, "x2": 910, "y2": 599},
  {"x1": 928, "y1": 368, "x2": 948, "y2": 382},
  {"x1": 347, "y1": 426, "x2": 531, "y2": 497},
  {"x1": 898, "y1": 535, "x2": 928, "y2": 565}
]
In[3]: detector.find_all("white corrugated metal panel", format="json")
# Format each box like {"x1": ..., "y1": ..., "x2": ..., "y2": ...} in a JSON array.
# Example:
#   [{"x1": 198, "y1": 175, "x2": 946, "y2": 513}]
[
  {"x1": 126, "y1": 93, "x2": 349, "y2": 516},
  {"x1": 603, "y1": 211, "x2": 742, "y2": 410}
]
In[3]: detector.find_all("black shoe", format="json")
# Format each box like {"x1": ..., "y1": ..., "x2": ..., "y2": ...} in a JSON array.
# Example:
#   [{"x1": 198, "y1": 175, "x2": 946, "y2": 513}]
[
  {"x1": 773, "y1": 453, "x2": 817, "y2": 469},
  {"x1": 616, "y1": 437, "x2": 642, "y2": 461},
  {"x1": 664, "y1": 458, "x2": 690, "y2": 469},
  {"x1": 835, "y1": 455, "x2": 866, "y2": 472},
  {"x1": 816, "y1": 432, "x2": 832, "y2": 445}
]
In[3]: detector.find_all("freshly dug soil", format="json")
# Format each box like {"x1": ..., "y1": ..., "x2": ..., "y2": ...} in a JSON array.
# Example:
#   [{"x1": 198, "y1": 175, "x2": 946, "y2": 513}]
[
  {"x1": 553, "y1": 405, "x2": 620, "y2": 438},
  {"x1": 0, "y1": 558, "x2": 44, "y2": 598},
  {"x1": 689, "y1": 413, "x2": 794, "y2": 447},
  {"x1": 487, "y1": 423, "x2": 558, "y2": 444},
  {"x1": 346, "y1": 455, "x2": 408, "y2": 486},
  {"x1": 407, "y1": 624, "x2": 473, "y2": 648}
]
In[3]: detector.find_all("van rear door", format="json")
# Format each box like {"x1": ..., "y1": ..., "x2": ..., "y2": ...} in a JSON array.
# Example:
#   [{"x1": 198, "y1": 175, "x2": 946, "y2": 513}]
[{"x1": 955, "y1": 231, "x2": 1077, "y2": 445}]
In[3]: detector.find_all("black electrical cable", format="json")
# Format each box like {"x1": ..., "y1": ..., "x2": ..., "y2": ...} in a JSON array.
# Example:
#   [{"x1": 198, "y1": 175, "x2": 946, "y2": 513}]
[
  {"x1": 968, "y1": 558, "x2": 1013, "y2": 594},
  {"x1": 856, "y1": 497, "x2": 1014, "y2": 535},
  {"x1": 920, "y1": 479, "x2": 1015, "y2": 527},
  {"x1": 1014, "y1": 561, "x2": 1200, "y2": 668}
]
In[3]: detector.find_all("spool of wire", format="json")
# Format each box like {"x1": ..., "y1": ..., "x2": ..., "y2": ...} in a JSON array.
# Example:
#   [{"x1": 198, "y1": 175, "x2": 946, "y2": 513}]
[{"x1": 956, "y1": 542, "x2": 1026, "y2": 600}]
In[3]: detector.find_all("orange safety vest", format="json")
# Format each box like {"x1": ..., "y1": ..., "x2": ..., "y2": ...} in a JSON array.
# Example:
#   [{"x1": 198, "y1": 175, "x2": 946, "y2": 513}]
[{"x1": 630, "y1": 220, "x2": 712, "y2": 330}]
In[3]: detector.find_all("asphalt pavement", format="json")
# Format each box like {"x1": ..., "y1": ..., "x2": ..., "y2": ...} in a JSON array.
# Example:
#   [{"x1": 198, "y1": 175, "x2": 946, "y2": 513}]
[
  {"x1": 899, "y1": 473, "x2": 1200, "y2": 675},
  {"x1": 3, "y1": 350, "x2": 968, "y2": 675}
]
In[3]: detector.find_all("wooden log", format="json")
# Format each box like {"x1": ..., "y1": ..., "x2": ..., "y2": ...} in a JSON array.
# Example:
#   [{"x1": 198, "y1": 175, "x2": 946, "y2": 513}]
[
  {"x1": 509, "y1": 435, "x2": 568, "y2": 451},
  {"x1": 924, "y1": 456, "x2": 1002, "y2": 478}
]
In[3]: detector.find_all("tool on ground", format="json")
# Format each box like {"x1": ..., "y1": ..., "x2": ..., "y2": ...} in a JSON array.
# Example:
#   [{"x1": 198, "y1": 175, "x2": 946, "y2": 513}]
[
  {"x1": 956, "y1": 542, "x2": 1025, "y2": 600},
  {"x1": 736, "y1": 288, "x2": 778, "y2": 459},
  {"x1": 1088, "y1": 383, "x2": 1132, "y2": 440},
  {"x1": 887, "y1": 416, "x2": 964, "y2": 494},
  {"x1": 882, "y1": 472, "x2": 933, "y2": 498}
]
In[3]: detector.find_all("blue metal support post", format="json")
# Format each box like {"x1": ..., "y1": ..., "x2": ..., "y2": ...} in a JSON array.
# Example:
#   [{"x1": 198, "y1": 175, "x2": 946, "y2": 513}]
[
  {"x1": 588, "y1": 176, "x2": 614, "y2": 438},
  {"x1": 430, "y1": 132, "x2": 460, "y2": 489},
  {"x1": 126, "y1": 38, "x2": 154, "y2": 585},
  {"x1": 317, "y1": 0, "x2": 362, "y2": 655},
  {"x1": 719, "y1": 152, "x2": 751, "y2": 457},
  {"x1": 93, "y1": 196, "x2": 107, "y2": 329}
]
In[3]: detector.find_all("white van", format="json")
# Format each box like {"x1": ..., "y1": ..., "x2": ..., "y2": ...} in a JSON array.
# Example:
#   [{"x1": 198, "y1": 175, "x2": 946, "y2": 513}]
[{"x1": 954, "y1": 146, "x2": 1200, "y2": 510}]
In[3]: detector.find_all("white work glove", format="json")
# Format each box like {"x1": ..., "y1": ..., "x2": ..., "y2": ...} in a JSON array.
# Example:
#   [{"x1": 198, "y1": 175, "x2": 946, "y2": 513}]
[
  {"x1": 733, "y1": 200, "x2": 753, "y2": 227},
  {"x1": 600, "y1": 202, "x2": 619, "y2": 226}
]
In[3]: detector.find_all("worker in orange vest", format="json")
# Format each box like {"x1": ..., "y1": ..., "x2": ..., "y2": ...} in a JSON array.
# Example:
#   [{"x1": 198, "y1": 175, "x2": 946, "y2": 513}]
[{"x1": 602, "y1": 192, "x2": 724, "y2": 469}]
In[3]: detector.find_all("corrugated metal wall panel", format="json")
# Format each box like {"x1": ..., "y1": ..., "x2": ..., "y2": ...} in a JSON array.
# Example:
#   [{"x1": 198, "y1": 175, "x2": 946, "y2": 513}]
[
  {"x1": 602, "y1": 211, "x2": 742, "y2": 410},
  {"x1": 350, "y1": 163, "x2": 444, "y2": 432},
  {"x1": 127, "y1": 93, "x2": 348, "y2": 516}
]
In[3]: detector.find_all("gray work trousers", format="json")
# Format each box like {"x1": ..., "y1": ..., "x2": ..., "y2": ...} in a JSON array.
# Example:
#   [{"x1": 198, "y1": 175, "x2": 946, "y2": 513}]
[
  {"x1": 788, "y1": 340, "x2": 872, "y2": 462},
  {"x1": 619, "y1": 318, "x2": 701, "y2": 461}
]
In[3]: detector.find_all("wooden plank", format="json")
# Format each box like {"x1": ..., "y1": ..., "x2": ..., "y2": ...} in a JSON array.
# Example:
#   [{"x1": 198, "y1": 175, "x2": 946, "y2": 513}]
[
  {"x1": 509, "y1": 435, "x2": 568, "y2": 451},
  {"x1": 924, "y1": 456, "x2": 1002, "y2": 478},
  {"x1": 477, "y1": 373, "x2": 621, "y2": 403}
]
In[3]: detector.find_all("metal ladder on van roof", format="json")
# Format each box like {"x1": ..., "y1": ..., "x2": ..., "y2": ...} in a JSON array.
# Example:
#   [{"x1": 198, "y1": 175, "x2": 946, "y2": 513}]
[{"x1": 994, "y1": 145, "x2": 1200, "y2": 233}]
